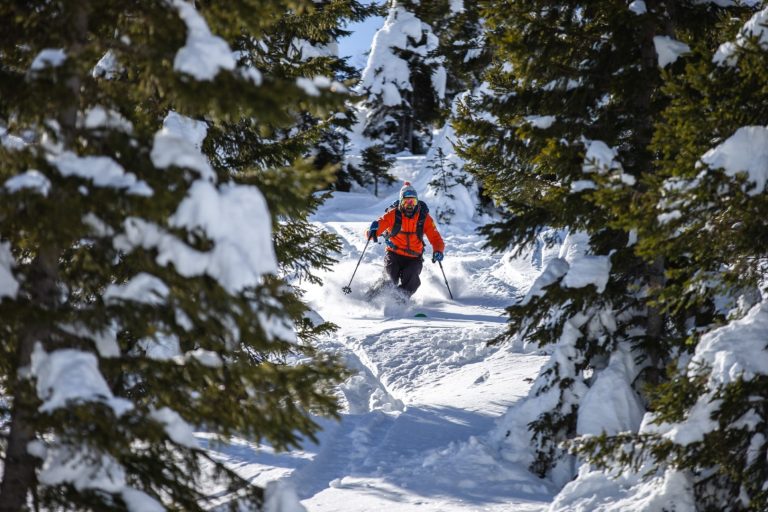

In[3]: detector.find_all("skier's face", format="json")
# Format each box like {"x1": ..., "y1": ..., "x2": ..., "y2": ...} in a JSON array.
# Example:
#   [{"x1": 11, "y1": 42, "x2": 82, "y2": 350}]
[{"x1": 401, "y1": 197, "x2": 417, "y2": 216}]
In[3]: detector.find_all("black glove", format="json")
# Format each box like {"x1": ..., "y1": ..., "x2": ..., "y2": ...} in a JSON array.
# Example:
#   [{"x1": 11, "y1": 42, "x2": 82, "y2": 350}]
[{"x1": 432, "y1": 251, "x2": 444, "y2": 263}]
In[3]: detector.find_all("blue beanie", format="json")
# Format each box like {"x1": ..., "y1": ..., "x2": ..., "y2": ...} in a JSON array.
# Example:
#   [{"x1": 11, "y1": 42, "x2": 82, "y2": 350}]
[{"x1": 399, "y1": 181, "x2": 417, "y2": 202}]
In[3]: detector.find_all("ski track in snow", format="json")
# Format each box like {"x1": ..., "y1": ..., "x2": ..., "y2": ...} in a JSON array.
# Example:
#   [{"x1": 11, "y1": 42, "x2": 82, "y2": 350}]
[{"x1": 205, "y1": 157, "x2": 553, "y2": 511}]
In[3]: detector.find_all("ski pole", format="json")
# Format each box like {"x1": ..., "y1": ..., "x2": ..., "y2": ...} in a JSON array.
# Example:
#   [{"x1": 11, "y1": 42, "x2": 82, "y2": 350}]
[
  {"x1": 342, "y1": 237, "x2": 371, "y2": 294},
  {"x1": 438, "y1": 260, "x2": 454, "y2": 300}
]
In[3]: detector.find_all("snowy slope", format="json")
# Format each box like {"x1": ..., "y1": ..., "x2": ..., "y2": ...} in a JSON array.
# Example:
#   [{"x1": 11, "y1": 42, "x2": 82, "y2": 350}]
[{"x1": 206, "y1": 157, "x2": 554, "y2": 511}]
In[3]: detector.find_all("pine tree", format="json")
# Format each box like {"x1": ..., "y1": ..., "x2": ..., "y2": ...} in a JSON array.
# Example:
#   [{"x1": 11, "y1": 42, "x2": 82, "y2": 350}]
[
  {"x1": 0, "y1": 1, "x2": 349, "y2": 509},
  {"x1": 402, "y1": 0, "x2": 490, "y2": 104},
  {"x1": 455, "y1": 0, "x2": 747, "y2": 483},
  {"x1": 314, "y1": 114, "x2": 354, "y2": 190},
  {"x1": 359, "y1": 144, "x2": 396, "y2": 197},
  {"x1": 259, "y1": 0, "x2": 379, "y2": 193},
  {"x1": 210, "y1": 0, "x2": 379, "y2": 192},
  {"x1": 442, "y1": 2, "x2": 491, "y2": 101},
  {"x1": 572, "y1": 7, "x2": 768, "y2": 510},
  {"x1": 359, "y1": 0, "x2": 446, "y2": 154},
  {"x1": 206, "y1": 0, "x2": 379, "y2": 275},
  {"x1": 427, "y1": 146, "x2": 470, "y2": 224},
  {"x1": 428, "y1": 147, "x2": 457, "y2": 198}
]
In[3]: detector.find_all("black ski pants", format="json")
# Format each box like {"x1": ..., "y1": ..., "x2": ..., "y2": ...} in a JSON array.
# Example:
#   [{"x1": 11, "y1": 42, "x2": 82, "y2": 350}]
[{"x1": 384, "y1": 251, "x2": 423, "y2": 296}]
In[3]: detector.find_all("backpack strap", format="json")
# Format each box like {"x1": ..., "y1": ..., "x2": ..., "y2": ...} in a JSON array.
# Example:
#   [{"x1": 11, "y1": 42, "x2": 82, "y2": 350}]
[
  {"x1": 391, "y1": 208, "x2": 402, "y2": 237},
  {"x1": 390, "y1": 201, "x2": 429, "y2": 241},
  {"x1": 415, "y1": 207, "x2": 427, "y2": 242}
]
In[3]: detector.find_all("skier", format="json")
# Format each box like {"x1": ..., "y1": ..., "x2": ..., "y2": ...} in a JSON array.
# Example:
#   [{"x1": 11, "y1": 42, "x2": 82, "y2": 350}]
[{"x1": 366, "y1": 182, "x2": 445, "y2": 298}]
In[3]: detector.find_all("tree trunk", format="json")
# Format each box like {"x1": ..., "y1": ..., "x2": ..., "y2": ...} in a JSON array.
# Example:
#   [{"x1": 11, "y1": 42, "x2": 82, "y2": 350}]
[
  {"x1": 0, "y1": 4, "x2": 87, "y2": 506},
  {"x1": 0, "y1": 378, "x2": 40, "y2": 512},
  {"x1": 638, "y1": 0, "x2": 670, "y2": 365},
  {"x1": 0, "y1": 248, "x2": 59, "y2": 511},
  {"x1": 401, "y1": 90, "x2": 414, "y2": 153}
]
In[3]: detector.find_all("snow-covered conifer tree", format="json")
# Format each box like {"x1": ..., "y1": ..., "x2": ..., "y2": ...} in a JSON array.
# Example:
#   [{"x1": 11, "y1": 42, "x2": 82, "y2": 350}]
[
  {"x1": 455, "y1": 0, "x2": 754, "y2": 486},
  {"x1": 425, "y1": 136, "x2": 476, "y2": 226},
  {"x1": 273, "y1": 0, "x2": 379, "y2": 194},
  {"x1": 360, "y1": 0, "x2": 446, "y2": 154},
  {"x1": 0, "y1": 1, "x2": 349, "y2": 509},
  {"x1": 431, "y1": 148, "x2": 455, "y2": 191},
  {"x1": 359, "y1": 144, "x2": 396, "y2": 197},
  {"x1": 561, "y1": 6, "x2": 768, "y2": 510},
  {"x1": 207, "y1": 1, "x2": 378, "y2": 269},
  {"x1": 405, "y1": 0, "x2": 489, "y2": 104}
]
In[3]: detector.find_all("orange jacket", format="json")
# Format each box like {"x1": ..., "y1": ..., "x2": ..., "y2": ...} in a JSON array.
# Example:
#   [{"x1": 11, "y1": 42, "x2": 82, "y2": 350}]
[{"x1": 372, "y1": 205, "x2": 444, "y2": 258}]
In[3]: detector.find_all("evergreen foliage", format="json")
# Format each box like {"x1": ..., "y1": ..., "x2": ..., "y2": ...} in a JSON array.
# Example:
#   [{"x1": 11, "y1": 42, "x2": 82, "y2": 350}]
[
  {"x1": 211, "y1": 0, "x2": 378, "y2": 191},
  {"x1": 360, "y1": 0, "x2": 446, "y2": 154},
  {"x1": 571, "y1": 8, "x2": 768, "y2": 509},
  {"x1": 315, "y1": 114, "x2": 354, "y2": 190},
  {"x1": 7, "y1": 0, "x2": 768, "y2": 509},
  {"x1": 426, "y1": 146, "x2": 470, "y2": 224},
  {"x1": 206, "y1": 0, "x2": 379, "y2": 275},
  {"x1": 359, "y1": 144, "x2": 396, "y2": 197},
  {"x1": 402, "y1": 0, "x2": 490, "y2": 102},
  {"x1": 454, "y1": 0, "x2": 751, "y2": 482},
  {"x1": 264, "y1": 0, "x2": 379, "y2": 194},
  {"x1": 0, "y1": 1, "x2": 351, "y2": 510}
]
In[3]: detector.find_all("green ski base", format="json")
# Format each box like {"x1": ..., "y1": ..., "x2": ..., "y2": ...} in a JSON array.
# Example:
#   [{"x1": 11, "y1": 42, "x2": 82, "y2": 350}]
[{"x1": 414, "y1": 313, "x2": 427, "y2": 318}]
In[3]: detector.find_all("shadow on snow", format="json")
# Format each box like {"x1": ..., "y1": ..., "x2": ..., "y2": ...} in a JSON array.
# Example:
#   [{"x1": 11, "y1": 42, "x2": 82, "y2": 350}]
[{"x1": 286, "y1": 405, "x2": 553, "y2": 506}]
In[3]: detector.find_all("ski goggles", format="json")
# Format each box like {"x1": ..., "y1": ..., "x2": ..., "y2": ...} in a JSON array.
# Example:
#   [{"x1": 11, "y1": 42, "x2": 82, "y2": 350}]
[{"x1": 401, "y1": 197, "x2": 417, "y2": 207}]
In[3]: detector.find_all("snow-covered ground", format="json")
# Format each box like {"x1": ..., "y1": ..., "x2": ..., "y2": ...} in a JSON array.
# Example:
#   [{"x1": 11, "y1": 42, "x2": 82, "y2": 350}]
[{"x1": 206, "y1": 157, "x2": 555, "y2": 511}]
